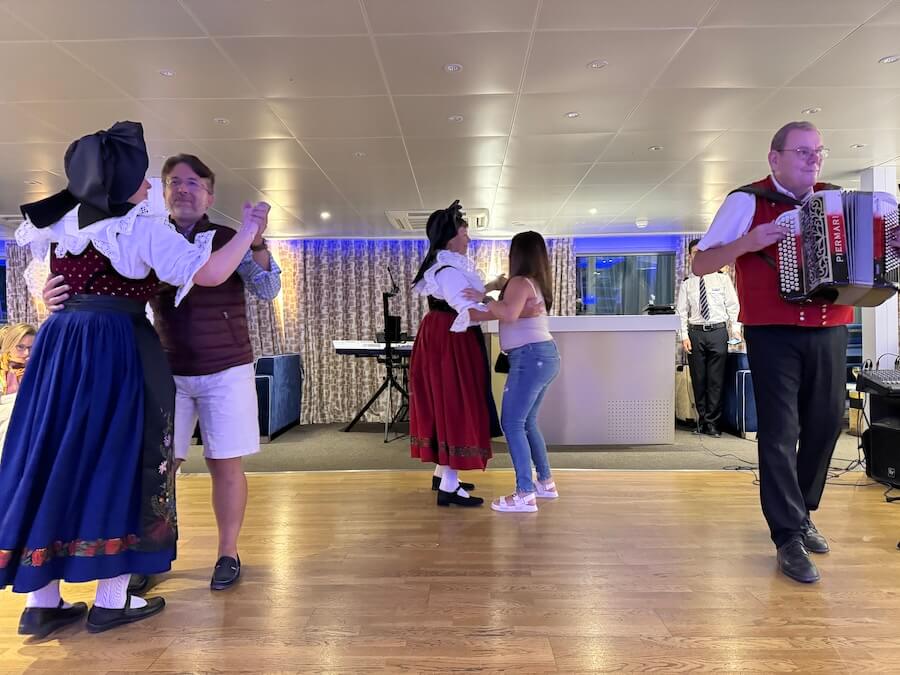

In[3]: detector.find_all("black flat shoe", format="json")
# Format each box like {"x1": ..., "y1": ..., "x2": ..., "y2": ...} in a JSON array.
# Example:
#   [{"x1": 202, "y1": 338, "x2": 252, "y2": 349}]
[
  {"x1": 86, "y1": 595, "x2": 165, "y2": 633},
  {"x1": 776, "y1": 539, "x2": 820, "y2": 583},
  {"x1": 437, "y1": 487, "x2": 484, "y2": 507},
  {"x1": 127, "y1": 574, "x2": 151, "y2": 595},
  {"x1": 802, "y1": 519, "x2": 829, "y2": 554},
  {"x1": 432, "y1": 476, "x2": 475, "y2": 492},
  {"x1": 210, "y1": 555, "x2": 241, "y2": 590},
  {"x1": 18, "y1": 600, "x2": 88, "y2": 638}
]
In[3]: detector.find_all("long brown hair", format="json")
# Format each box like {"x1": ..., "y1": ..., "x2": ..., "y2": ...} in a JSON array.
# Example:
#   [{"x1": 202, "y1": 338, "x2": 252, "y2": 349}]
[{"x1": 503, "y1": 231, "x2": 553, "y2": 312}]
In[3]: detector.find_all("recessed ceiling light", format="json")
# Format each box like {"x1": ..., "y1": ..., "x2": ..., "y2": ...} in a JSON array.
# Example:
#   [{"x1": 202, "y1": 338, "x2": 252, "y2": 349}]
[
  {"x1": 801, "y1": 106, "x2": 822, "y2": 115},
  {"x1": 564, "y1": 111, "x2": 581, "y2": 119},
  {"x1": 635, "y1": 218, "x2": 649, "y2": 229},
  {"x1": 586, "y1": 59, "x2": 609, "y2": 70},
  {"x1": 443, "y1": 63, "x2": 463, "y2": 73},
  {"x1": 352, "y1": 151, "x2": 367, "y2": 159},
  {"x1": 448, "y1": 114, "x2": 464, "y2": 123},
  {"x1": 213, "y1": 117, "x2": 230, "y2": 125},
  {"x1": 850, "y1": 143, "x2": 868, "y2": 150},
  {"x1": 24, "y1": 179, "x2": 42, "y2": 185},
  {"x1": 878, "y1": 54, "x2": 899, "y2": 64},
  {"x1": 159, "y1": 69, "x2": 176, "y2": 77},
  {"x1": 320, "y1": 211, "x2": 331, "y2": 220},
  {"x1": 588, "y1": 208, "x2": 598, "y2": 215},
  {"x1": 648, "y1": 145, "x2": 664, "y2": 151}
]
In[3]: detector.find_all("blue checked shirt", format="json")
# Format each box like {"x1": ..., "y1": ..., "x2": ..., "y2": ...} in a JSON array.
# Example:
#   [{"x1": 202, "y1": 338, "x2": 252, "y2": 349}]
[{"x1": 237, "y1": 249, "x2": 282, "y2": 301}]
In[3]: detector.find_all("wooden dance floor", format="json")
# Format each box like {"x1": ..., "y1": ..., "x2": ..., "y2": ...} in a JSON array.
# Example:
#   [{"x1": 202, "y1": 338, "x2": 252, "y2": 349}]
[{"x1": 2, "y1": 470, "x2": 900, "y2": 672}]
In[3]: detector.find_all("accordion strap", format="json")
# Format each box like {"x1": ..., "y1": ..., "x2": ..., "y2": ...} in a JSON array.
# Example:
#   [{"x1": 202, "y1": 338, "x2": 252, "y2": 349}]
[{"x1": 729, "y1": 182, "x2": 842, "y2": 269}]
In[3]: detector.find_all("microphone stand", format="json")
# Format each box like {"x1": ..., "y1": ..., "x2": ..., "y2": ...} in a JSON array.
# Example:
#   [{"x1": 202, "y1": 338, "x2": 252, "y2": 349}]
[{"x1": 342, "y1": 268, "x2": 410, "y2": 442}]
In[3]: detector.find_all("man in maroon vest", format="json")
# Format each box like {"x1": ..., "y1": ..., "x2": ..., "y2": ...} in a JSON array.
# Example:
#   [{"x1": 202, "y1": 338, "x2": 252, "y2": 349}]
[
  {"x1": 43, "y1": 154, "x2": 281, "y2": 592},
  {"x1": 153, "y1": 154, "x2": 281, "y2": 590},
  {"x1": 692, "y1": 121, "x2": 847, "y2": 584}
]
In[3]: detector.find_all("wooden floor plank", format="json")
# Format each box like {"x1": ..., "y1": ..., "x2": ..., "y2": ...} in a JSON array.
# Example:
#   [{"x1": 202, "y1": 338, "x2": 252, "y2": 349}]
[{"x1": 1, "y1": 469, "x2": 899, "y2": 672}]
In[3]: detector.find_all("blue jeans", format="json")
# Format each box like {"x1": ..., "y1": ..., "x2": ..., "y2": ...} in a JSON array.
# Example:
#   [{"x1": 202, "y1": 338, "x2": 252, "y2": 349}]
[{"x1": 501, "y1": 340, "x2": 560, "y2": 493}]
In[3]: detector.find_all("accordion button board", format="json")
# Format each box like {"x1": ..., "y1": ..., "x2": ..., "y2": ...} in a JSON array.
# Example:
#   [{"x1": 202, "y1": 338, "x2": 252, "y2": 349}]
[{"x1": 775, "y1": 190, "x2": 899, "y2": 307}]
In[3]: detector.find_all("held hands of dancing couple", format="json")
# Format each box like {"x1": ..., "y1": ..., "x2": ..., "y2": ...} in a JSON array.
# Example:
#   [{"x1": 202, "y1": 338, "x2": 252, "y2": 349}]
[{"x1": 42, "y1": 200, "x2": 271, "y2": 311}]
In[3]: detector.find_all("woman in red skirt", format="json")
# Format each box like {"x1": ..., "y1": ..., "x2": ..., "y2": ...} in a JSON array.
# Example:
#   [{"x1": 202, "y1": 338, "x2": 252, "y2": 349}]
[{"x1": 409, "y1": 201, "x2": 536, "y2": 507}]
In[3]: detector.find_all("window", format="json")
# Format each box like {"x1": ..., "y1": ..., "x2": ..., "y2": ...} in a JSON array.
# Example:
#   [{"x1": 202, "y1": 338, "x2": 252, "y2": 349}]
[{"x1": 576, "y1": 253, "x2": 675, "y2": 315}]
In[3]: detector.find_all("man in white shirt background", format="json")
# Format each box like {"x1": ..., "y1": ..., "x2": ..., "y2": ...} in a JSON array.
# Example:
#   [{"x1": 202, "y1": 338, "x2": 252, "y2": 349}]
[{"x1": 676, "y1": 239, "x2": 741, "y2": 438}]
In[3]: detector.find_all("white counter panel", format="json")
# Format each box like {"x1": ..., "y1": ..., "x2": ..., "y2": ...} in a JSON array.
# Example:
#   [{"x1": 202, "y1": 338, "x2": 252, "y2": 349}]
[{"x1": 488, "y1": 315, "x2": 677, "y2": 445}]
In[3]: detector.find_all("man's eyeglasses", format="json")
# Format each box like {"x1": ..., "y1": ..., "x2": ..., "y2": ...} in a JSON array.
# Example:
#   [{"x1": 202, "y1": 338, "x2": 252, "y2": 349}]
[
  {"x1": 164, "y1": 177, "x2": 212, "y2": 194},
  {"x1": 780, "y1": 146, "x2": 830, "y2": 162}
]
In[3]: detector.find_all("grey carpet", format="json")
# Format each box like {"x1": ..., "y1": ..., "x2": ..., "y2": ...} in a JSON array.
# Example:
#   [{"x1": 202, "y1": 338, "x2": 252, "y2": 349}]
[{"x1": 180, "y1": 422, "x2": 865, "y2": 475}]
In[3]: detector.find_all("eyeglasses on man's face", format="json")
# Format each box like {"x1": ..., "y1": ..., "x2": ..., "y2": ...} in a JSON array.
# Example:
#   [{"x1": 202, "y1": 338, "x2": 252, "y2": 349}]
[
  {"x1": 780, "y1": 146, "x2": 830, "y2": 162},
  {"x1": 164, "y1": 177, "x2": 212, "y2": 194}
]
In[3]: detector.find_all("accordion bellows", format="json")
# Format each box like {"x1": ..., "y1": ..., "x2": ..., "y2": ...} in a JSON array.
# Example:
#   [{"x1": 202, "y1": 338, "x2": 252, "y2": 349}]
[{"x1": 776, "y1": 190, "x2": 900, "y2": 307}]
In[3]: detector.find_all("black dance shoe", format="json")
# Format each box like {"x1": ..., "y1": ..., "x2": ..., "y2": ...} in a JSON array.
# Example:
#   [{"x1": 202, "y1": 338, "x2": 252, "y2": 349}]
[
  {"x1": 801, "y1": 519, "x2": 829, "y2": 554},
  {"x1": 210, "y1": 555, "x2": 241, "y2": 590},
  {"x1": 776, "y1": 539, "x2": 820, "y2": 584},
  {"x1": 86, "y1": 595, "x2": 165, "y2": 633},
  {"x1": 18, "y1": 601, "x2": 88, "y2": 638},
  {"x1": 432, "y1": 476, "x2": 475, "y2": 491},
  {"x1": 127, "y1": 574, "x2": 151, "y2": 595},
  {"x1": 437, "y1": 487, "x2": 484, "y2": 507}
]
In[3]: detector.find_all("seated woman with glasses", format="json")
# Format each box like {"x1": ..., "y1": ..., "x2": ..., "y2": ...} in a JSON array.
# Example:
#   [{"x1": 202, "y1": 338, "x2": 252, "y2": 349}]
[
  {"x1": 0, "y1": 323, "x2": 36, "y2": 397},
  {"x1": 0, "y1": 323, "x2": 37, "y2": 459}
]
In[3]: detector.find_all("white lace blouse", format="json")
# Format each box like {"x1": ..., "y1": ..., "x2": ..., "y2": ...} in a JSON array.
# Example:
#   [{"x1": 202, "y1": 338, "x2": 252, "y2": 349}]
[
  {"x1": 16, "y1": 200, "x2": 215, "y2": 307},
  {"x1": 412, "y1": 250, "x2": 489, "y2": 332}
]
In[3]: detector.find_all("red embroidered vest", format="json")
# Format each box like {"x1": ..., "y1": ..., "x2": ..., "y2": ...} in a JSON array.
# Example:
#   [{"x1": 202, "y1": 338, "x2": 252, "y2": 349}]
[{"x1": 733, "y1": 176, "x2": 854, "y2": 327}]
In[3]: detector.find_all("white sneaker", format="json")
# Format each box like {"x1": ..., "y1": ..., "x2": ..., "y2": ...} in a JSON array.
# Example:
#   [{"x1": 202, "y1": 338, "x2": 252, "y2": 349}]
[
  {"x1": 533, "y1": 478, "x2": 558, "y2": 499},
  {"x1": 491, "y1": 492, "x2": 538, "y2": 513}
]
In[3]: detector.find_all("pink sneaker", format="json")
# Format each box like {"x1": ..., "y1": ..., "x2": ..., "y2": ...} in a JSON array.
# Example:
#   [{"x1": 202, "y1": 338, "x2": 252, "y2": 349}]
[{"x1": 491, "y1": 492, "x2": 538, "y2": 513}]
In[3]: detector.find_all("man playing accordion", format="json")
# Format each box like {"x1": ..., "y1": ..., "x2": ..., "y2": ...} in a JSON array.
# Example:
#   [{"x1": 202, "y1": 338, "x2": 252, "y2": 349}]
[{"x1": 692, "y1": 121, "x2": 899, "y2": 584}]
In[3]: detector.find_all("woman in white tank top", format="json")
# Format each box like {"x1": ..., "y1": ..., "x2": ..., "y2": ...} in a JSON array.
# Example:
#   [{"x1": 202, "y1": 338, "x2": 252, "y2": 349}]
[{"x1": 465, "y1": 232, "x2": 560, "y2": 513}]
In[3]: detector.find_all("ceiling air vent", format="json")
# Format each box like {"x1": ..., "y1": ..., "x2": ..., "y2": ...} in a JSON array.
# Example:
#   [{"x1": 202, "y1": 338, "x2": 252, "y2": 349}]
[{"x1": 386, "y1": 207, "x2": 489, "y2": 232}]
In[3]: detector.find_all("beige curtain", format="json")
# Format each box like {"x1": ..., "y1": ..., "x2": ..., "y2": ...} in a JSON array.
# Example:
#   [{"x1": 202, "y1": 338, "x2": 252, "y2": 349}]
[
  {"x1": 547, "y1": 237, "x2": 576, "y2": 316},
  {"x1": 268, "y1": 239, "x2": 429, "y2": 425},
  {"x1": 5, "y1": 243, "x2": 48, "y2": 326}
]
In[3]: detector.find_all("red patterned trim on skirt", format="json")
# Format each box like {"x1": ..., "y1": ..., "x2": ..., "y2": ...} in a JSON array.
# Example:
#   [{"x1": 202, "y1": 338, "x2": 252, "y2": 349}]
[{"x1": 0, "y1": 534, "x2": 142, "y2": 569}]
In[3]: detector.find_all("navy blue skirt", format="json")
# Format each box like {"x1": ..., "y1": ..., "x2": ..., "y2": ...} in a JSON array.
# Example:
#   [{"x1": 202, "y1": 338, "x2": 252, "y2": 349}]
[{"x1": 0, "y1": 296, "x2": 177, "y2": 592}]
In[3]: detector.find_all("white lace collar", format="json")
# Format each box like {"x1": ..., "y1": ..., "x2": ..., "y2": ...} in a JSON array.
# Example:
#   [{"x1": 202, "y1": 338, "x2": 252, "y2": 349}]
[
  {"x1": 15, "y1": 201, "x2": 157, "y2": 264},
  {"x1": 413, "y1": 249, "x2": 484, "y2": 296}
]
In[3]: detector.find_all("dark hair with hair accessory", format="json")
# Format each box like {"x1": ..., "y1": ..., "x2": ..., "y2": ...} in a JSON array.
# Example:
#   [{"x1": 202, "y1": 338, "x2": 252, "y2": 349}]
[{"x1": 412, "y1": 199, "x2": 469, "y2": 286}]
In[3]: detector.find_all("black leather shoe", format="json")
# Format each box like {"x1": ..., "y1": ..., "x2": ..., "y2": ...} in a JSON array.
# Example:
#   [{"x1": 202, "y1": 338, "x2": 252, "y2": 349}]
[
  {"x1": 432, "y1": 476, "x2": 475, "y2": 491},
  {"x1": 437, "y1": 487, "x2": 484, "y2": 507},
  {"x1": 211, "y1": 555, "x2": 241, "y2": 590},
  {"x1": 18, "y1": 601, "x2": 88, "y2": 638},
  {"x1": 802, "y1": 519, "x2": 829, "y2": 554},
  {"x1": 776, "y1": 539, "x2": 820, "y2": 583},
  {"x1": 86, "y1": 595, "x2": 165, "y2": 633},
  {"x1": 704, "y1": 423, "x2": 722, "y2": 437},
  {"x1": 127, "y1": 574, "x2": 150, "y2": 595}
]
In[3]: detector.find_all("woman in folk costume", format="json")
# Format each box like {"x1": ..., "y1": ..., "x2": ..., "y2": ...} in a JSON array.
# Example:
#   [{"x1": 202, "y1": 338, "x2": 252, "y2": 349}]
[
  {"x1": 0, "y1": 121, "x2": 268, "y2": 637},
  {"x1": 409, "y1": 200, "x2": 539, "y2": 507}
]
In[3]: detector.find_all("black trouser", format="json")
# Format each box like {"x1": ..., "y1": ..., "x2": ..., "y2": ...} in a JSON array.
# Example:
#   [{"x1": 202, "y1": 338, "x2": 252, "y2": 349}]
[
  {"x1": 744, "y1": 325, "x2": 848, "y2": 548},
  {"x1": 687, "y1": 325, "x2": 728, "y2": 428}
]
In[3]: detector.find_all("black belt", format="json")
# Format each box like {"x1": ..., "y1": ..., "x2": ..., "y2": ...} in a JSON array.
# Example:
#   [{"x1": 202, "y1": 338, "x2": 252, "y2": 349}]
[
  {"x1": 60, "y1": 294, "x2": 146, "y2": 316},
  {"x1": 689, "y1": 322, "x2": 726, "y2": 332}
]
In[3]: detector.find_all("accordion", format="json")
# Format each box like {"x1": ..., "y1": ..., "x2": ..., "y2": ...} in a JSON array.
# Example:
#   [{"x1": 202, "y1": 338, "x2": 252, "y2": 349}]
[{"x1": 776, "y1": 190, "x2": 899, "y2": 306}]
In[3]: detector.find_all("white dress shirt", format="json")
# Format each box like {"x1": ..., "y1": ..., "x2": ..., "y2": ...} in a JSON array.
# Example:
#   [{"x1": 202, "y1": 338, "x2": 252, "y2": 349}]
[
  {"x1": 676, "y1": 272, "x2": 741, "y2": 339},
  {"x1": 697, "y1": 175, "x2": 810, "y2": 250}
]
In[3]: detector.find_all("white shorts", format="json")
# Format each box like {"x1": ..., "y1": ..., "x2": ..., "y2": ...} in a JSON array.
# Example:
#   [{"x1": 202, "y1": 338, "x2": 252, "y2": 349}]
[{"x1": 173, "y1": 363, "x2": 260, "y2": 461}]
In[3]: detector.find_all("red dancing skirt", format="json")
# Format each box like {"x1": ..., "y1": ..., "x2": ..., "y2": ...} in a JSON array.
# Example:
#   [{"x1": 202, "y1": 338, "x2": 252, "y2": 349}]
[{"x1": 409, "y1": 309, "x2": 500, "y2": 471}]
